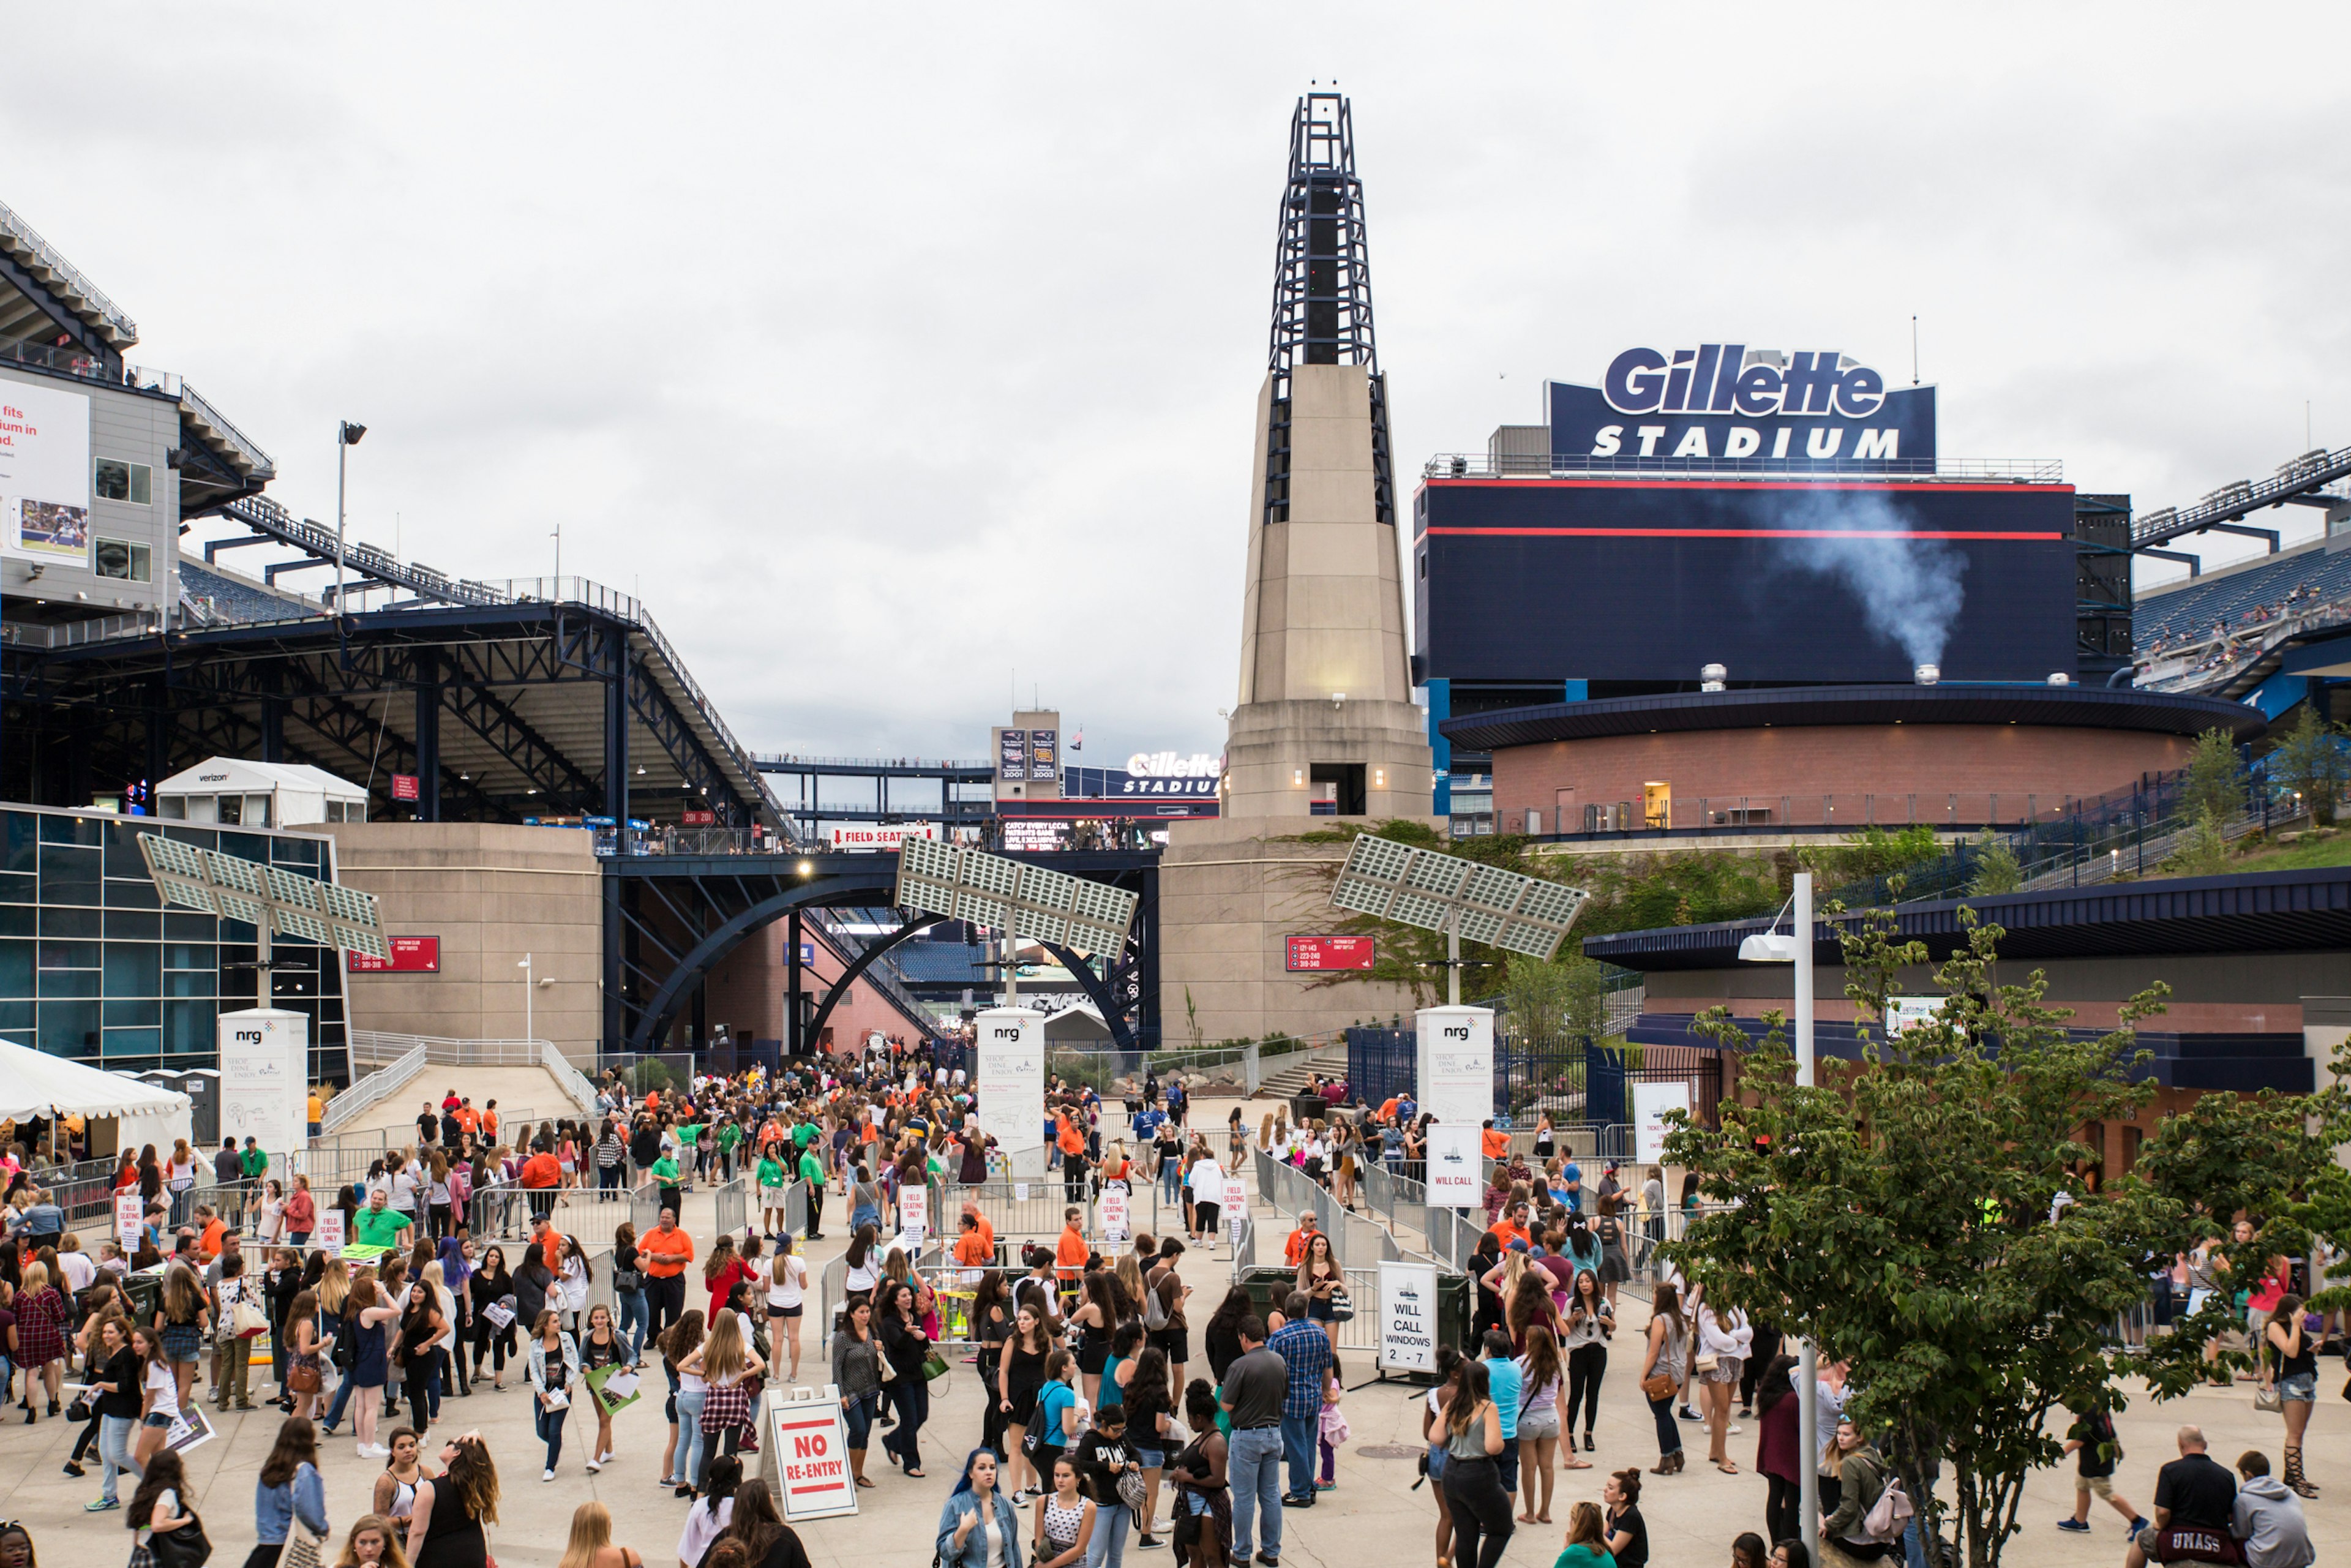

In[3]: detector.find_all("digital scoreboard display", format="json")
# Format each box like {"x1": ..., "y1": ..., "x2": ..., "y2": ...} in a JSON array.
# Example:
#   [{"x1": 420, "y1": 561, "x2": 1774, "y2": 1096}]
[{"x1": 1413, "y1": 478, "x2": 2077, "y2": 685}]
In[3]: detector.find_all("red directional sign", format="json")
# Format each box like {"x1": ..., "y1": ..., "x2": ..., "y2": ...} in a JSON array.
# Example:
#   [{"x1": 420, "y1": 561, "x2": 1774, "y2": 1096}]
[
  {"x1": 1286, "y1": 935, "x2": 1376, "y2": 972},
  {"x1": 348, "y1": 936, "x2": 440, "y2": 973}
]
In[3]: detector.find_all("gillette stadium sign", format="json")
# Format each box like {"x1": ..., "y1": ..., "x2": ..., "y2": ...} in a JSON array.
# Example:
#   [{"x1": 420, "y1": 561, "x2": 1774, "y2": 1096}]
[{"x1": 1548, "y1": 345, "x2": 1935, "y2": 467}]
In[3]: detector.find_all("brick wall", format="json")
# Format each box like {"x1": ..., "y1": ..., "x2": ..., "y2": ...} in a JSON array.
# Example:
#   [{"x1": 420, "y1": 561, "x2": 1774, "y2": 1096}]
[{"x1": 1494, "y1": 723, "x2": 2193, "y2": 830}]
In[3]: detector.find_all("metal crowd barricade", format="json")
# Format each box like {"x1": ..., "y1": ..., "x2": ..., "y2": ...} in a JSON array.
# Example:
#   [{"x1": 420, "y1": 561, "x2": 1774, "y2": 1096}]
[
  {"x1": 714, "y1": 1176, "x2": 749, "y2": 1240},
  {"x1": 1228, "y1": 1211, "x2": 1256, "y2": 1281}
]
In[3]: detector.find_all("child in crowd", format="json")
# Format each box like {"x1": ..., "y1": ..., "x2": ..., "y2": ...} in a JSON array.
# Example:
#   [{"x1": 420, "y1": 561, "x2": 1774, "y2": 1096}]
[{"x1": 1317, "y1": 1359, "x2": 1349, "y2": 1491}]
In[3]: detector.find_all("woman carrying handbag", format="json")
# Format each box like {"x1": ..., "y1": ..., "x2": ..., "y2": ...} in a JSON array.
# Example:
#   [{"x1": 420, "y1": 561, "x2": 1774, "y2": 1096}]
[{"x1": 249, "y1": 1417, "x2": 331, "y2": 1568}]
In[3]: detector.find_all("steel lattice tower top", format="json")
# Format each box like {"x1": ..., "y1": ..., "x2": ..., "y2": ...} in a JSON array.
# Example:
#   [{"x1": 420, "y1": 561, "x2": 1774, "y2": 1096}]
[{"x1": 1261, "y1": 92, "x2": 1396, "y2": 533}]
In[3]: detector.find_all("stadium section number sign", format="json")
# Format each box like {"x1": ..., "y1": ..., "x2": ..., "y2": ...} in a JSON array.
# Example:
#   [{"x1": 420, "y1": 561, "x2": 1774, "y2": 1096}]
[
  {"x1": 0, "y1": 379, "x2": 92, "y2": 568},
  {"x1": 769, "y1": 1385, "x2": 858, "y2": 1521},
  {"x1": 348, "y1": 937, "x2": 440, "y2": 973},
  {"x1": 1286, "y1": 935, "x2": 1374, "y2": 972}
]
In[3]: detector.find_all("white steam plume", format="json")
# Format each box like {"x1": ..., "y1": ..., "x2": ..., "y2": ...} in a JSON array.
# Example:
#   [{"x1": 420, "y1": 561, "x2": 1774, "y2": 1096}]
[{"x1": 1772, "y1": 488, "x2": 1967, "y2": 669}]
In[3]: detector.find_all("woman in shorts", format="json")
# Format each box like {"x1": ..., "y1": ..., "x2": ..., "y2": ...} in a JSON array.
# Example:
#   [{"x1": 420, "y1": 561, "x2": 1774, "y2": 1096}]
[{"x1": 765, "y1": 1236, "x2": 808, "y2": 1384}]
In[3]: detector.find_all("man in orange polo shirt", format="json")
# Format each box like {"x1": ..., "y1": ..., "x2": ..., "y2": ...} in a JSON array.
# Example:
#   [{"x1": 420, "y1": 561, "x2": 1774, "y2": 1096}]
[
  {"x1": 960, "y1": 1198, "x2": 996, "y2": 1258},
  {"x1": 953, "y1": 1210, "x2": 995, "y2": 1269},
  {"x1": 639, "y1": 1205, "x2": 695, "y2": 1334},
  {"x1": 1488, "y1": 1199, "x2": 1534, "y2": 1252},
  {"x1": 520, "y1": 1141, "x2": 563, "y2": 1224}
]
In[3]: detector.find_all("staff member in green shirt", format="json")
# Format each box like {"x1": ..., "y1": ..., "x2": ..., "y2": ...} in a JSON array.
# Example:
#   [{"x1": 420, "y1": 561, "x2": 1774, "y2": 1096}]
[
  {"x1": 717, "y1": 1119, "x2": 744, "y2": 1182},
  {"x1": 798, "y1": 1142, "x2": 828, "y2": 1243},
  {"x1": 757, "y1": 1147, "x2": 790, "y2": 1239},
  {"x1": 354, "y1": 1188, "x2": 415, "y2": 1250},
  {"x1": 650, "y1": 1149, "x2": 683, "y2": 1219}
]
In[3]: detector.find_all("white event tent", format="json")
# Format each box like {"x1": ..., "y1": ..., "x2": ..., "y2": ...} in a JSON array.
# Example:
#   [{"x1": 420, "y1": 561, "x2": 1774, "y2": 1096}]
[{"x1": 0, "y1": 1039, "x2": 193, "y2": 1157}]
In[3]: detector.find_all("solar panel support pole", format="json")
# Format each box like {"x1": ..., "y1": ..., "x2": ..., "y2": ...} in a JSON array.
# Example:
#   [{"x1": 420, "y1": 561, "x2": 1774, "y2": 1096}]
[
  {"x1": 255, "y1": 919, "x2": 272, "y2": 1009},
  {"x1": 1794, "y1": 869, "x2": 1818, "y2": 1565},
  {"x1": 1447, "y1": 921, "x2": 1460, "y2": 1008},
  {"x1": 1002, "y1": 931, "x2": 1018, "y2": 1008}
]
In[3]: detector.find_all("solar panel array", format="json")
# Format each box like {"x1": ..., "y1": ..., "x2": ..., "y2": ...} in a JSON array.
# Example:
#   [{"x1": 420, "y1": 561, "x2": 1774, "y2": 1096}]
[
  {"x1": 894, "y1": 838, "x2": 1139, "y2": 955},
  {"x1": 1329, "y1": 833, "x2": 1589, "y2": 960},
  {"x1": 137, "y1": 832, "x2": 392, "y2": 961}
]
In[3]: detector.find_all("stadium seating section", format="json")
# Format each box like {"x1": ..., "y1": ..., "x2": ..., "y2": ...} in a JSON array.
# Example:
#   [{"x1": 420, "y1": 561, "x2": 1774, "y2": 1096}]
[
  {"x1": 179, "y1": 560, "x2": 323, "y2": 625},
  {"x1": 2134, "y1": 544, "x2": 2351, "y2": 654}
]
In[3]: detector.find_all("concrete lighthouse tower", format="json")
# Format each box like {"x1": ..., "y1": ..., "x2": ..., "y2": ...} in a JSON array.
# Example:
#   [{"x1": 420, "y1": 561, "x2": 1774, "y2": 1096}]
[
  {"x1": 1160, "y1": 92, "x2": 1433, "y2": 1048},
  {"x1": 1223, "y1": 91, "x2": 1433, "y2": 820}
]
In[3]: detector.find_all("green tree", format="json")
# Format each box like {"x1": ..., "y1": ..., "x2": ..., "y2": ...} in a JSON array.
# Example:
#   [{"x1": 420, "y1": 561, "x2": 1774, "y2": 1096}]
[
  {"x1": 2159, "y1": 810, "x2": 2233, "y2": 877},
  {"x1": 2268, "y1": 707, "x2": 2351, "y2": 826},
  {"x1": 2181, "y1": 727, "x2": 2248, "y2": 825},
  {"x1": 1965, "y1": 831, "x2": 2023, "y2": 895},
  {"x1": 1805, "y1": 822, "x2": 1945, "y2": 886},
  {"x1": 1664, "y1": 910, "x2": 2221, "y2": 1568},
  {"x1": 1497, "y1": 951, "x2": 1613, "y2": 1044}
]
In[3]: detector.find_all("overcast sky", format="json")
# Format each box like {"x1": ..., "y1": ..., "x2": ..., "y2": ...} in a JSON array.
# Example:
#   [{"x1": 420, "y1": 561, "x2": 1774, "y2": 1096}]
[{"x1": 7, "y1": 7, "x2": 2346, "y2": 768}]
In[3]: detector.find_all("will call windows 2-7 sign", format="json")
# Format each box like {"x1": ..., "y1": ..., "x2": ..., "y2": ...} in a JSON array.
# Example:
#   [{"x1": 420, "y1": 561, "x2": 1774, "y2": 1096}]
[
  {"x1": 1286, "y1": 935, "x2": 1376, "y2": 972},
  {"x1": 348, "y1": 936, "x2": 440, "y2": 973}
]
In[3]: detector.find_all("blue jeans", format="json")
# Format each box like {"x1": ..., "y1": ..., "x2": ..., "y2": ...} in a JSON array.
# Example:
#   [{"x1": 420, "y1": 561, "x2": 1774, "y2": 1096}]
[
  {"x1": 99, "y1": 1414, "x2": 140, "y2": 1502},
  {"x1": 616, "y1": 1289, "x2": 648, "y2": 1365},
  {"x1": 675, "y1": 1385, "x2": 707, "y2": 1484},
  {"x1": 323, "y1": 1368, "x2": 358, "y2": 1432},
  {"x1": 1281, "y1": 1409, "x2": 1316, "y2": 1499},
  {"x1": 1086, "y1": 1485, "x2": 1131, "y2": 1567},
  {"x1": 1904, "y1": 1513, "x2": 1929, "y2": 1568},
  {"x1": 1158, "y1": 1158, "x2": 1182, "y2": 1204},
  {"x1": 1227, "y1": 1425, "x2": 1284, "y2": 1563},
  {"x1": 537, "y1": 1396, "x2": 568, "y2": 1469},
  {"x1": 841, "y1": 1388, "x2": 879, "y2": 1449}
]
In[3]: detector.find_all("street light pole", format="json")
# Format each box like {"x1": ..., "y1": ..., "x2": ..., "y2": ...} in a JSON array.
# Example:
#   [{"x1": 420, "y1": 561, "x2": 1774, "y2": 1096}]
[
  {"x1": 1793, "y1": 870, "x2": 1819, "y2": 1564},
  {"x1": 517, "y1": 953, "x2": 534, "y2": 1042},
  {"x1": 334, "y1": 421, "x2": 366, "y2": 615}
]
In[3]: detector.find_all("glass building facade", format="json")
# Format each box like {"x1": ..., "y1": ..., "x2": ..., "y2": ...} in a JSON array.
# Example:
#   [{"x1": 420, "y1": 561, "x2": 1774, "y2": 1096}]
[{"x1": 0, "y1": 804, "x2": 351, "y2": 1083}]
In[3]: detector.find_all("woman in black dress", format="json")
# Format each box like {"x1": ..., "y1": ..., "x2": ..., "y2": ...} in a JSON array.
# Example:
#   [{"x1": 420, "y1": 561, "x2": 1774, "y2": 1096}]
[
  {"x1": 996, "y1": 1300, "x2": 1052, "y2": 1500},
  {"x1": 467, "y1": 1249, "x2": 517, "y2": 1392}
]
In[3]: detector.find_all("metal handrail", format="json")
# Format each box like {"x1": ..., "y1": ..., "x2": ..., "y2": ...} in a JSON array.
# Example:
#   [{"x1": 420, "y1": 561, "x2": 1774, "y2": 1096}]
[
  {"x1": 0, "y1": 197, "x2": 138, "y2": 342},
  {"x1": 178, "y1": 380, "x2": 277, "y2": 477},
  {"x1": 320, "y1": 1043, "x2": 426, "y2": 1133},
  {"x1": 1423, "y1": 452, "x2": 2063, "y2": 482}
]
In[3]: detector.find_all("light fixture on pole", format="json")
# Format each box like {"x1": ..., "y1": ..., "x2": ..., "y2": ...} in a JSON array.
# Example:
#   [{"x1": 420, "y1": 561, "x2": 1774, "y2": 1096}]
[
  {"x1": 893, "y1": 838, "x2": 1141, "y2": 1008},
  {"x1": 1740, "y1": 871, "x2": 1816, "y2": 1562},
  {"x1": 334, "y1": 421, "x2": 366, "y2": 617},
  {"x1": 137, "y1": 832, "x2": 392, "y2": 1005},
  {"x1": 517, "y1": 953, "x2": 534, "y2": 1043},
  {"x1": 1328, "y1": 833, "x2": 1590, "y2": 1004}
]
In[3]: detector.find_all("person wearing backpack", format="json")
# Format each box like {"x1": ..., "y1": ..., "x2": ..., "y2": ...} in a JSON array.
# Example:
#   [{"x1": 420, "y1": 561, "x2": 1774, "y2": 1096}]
[
  {"x1": 2060, "y1": 1401, "x2": 2150, "y2": 1539},
  {"x1": 1819, "y1": 1419, "x2": 1905, "y2": 1564}
]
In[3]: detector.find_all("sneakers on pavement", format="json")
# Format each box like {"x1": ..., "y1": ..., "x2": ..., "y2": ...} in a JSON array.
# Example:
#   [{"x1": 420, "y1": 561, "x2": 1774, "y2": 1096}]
[{"x1": 2055, "y1": 1520, "x2": 2091, "y2": 1533}]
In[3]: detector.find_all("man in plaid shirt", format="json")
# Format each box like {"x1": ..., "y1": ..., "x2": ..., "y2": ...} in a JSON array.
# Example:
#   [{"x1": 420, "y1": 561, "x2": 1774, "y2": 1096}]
[{"x1": 1268, "y1": 1289, "x2": 1334, "y2": 1507}]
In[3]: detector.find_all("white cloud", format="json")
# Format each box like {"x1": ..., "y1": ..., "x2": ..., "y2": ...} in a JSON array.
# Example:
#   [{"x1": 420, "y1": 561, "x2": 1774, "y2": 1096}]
[{"x1": 9, "y1": 4, "x2": 2350, "y2": 763}]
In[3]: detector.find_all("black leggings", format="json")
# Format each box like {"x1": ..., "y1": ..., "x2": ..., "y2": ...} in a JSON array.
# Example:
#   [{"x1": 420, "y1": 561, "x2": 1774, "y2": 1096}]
[
  {"x1": 1441, "y1": 1455, "x2": 1515, "y2": 1568},
  {"x1": 1766, "y1": 1473, "x2": 1802, "y2": 1546},
  {"x1": 1564, "y1": 1344, "x2": 1607, "y2": 1435},
  {"x1": 472, "y1": 1312, "x2": 515, "y2": 1374}
]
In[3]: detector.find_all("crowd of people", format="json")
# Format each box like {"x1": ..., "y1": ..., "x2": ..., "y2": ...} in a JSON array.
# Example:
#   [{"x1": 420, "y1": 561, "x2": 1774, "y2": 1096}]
[{"x1": 0, "y1": 1034, "x2": 2330, "y2": 1568}]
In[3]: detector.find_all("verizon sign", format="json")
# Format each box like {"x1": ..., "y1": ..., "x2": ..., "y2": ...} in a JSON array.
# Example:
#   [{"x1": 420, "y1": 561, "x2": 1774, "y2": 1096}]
[{"x1": 829, "y1": 822, "x2": 940, "y2": 851}]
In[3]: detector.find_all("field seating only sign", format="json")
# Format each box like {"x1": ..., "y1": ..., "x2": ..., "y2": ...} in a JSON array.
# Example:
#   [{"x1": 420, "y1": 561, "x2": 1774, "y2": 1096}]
[{"x1": 769, "y1": 1384, "x2": 858, "y2": 1521}]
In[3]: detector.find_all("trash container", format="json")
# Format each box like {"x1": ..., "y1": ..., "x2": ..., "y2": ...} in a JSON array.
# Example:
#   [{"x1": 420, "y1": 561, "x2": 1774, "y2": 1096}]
[{"x1": 1290, "y1": 1093, "x2": 1326, "y2": 1128}]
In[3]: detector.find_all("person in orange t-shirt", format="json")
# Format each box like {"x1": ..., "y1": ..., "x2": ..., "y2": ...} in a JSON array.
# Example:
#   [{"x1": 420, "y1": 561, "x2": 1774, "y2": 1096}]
[
  {"x1": 638, "y1": 1207, "x2": 696, "y2": 1334},
  {"x1": 1054, "y1": 1208, "x2": 1091, "y2": 1303},
  {"x1": 953, "y1": 1211, "x2": 994, "y2": 1268},
  {"x1": 1487, "y1": 1200, "x2": 1533, "y2": 1252},
  {"x1": 959, "y1": 1200, "x2": 996, "y2": 1258},
  {"x1": 1284, "y1": 1213, "x2": 1321, "y2": 1267},
  {"x1": 1480, "y1": 1121, "x2": 1512, "y2": 1160}
]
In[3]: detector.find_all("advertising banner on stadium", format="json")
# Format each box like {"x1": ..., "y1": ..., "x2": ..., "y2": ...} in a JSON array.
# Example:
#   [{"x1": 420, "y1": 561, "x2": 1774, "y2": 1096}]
[
  {"x1": 0, "y1": 378, "x2": 91, "y2": 566},
  {"x1": 1548, "y1": 345, "x2": 1936, "y2": 468}
]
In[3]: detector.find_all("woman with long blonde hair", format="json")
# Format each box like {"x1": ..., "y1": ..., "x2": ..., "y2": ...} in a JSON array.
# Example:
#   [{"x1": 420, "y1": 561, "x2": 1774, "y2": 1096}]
[
  {"x1": 765, "y1": 1236, "x2": 808, "y2": 1383},
  {"x1": 555, "y1": 1501, "x2": 640, "y2": 1568},
  {"x1": 334, "y1": 1512, "x2": 411, "y2": 1568},
  {"x1": 680, "y1": 1307, "x2": 765, "y2": 1494},
  {"x1": 156, "y1": 1261, "x2": 208, "y2": 1409}
]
